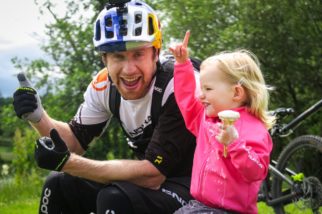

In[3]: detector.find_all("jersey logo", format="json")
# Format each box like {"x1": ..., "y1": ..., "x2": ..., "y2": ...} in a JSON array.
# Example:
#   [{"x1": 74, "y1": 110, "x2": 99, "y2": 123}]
[
  {"x1": 154, "y1": 155, "x2": 163, "y2": 164},
  {"x1": 154, "y1": 86, "x2": 163, "y2": 93},
  {"x1": 91, "y1": 68, "x2": 108, "y2": 91},
  {"x1": 127, "y1": 138, "x2": 138, "y2": 149},
  {"x1": 128, "y1": 116, "x2": 152, "y2": 137}
]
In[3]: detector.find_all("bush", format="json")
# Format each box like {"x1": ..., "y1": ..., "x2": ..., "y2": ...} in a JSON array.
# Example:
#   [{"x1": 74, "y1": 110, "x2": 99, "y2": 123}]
[{"x1": 12, "y1": 128, "x2": 45, "y2": 184}]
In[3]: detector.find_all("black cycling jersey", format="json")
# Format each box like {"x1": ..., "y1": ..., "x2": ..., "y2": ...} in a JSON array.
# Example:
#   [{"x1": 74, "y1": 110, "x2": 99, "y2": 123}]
[{"x1": 68, "y1": 58, "x2": 198, "y2": 177}]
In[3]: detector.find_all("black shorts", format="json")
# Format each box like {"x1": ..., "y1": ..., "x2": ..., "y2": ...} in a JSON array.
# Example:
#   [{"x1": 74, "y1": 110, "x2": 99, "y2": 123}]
[
  {"x1": 111, "y1": 177, "x2": 192, "y2": 214},
  {"x1": 40, "y1": 172, "x2": 192, "y2": 214}
]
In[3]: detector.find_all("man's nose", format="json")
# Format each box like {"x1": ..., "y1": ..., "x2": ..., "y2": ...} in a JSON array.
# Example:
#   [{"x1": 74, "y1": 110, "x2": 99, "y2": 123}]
[{"x1": 122, "y1": 59, "x2": 137, "y2": 75}]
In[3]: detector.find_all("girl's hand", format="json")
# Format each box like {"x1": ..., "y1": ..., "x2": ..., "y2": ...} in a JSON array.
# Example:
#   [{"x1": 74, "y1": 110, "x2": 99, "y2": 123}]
[
  {"x1": 216, "y1": 124, "x2": 239, "y2": 146},
  {"x1": 169, "y1": 30, "x2": 190, "y2": 64}
]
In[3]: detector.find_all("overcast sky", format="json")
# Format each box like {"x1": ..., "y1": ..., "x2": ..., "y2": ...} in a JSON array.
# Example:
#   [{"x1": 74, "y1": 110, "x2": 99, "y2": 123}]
[{"x1": 0, "y1": 0, "x2": 63, "y2": 97}]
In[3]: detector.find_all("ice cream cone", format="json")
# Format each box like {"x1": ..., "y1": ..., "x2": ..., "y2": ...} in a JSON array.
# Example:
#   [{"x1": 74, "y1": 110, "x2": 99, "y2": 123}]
[{"x1": 218, "y1": 110, "x2": 240, "y2": 158}]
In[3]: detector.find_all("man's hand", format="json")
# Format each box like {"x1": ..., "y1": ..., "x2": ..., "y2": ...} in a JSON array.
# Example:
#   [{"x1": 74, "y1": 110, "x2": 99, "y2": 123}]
[
  {"x1": 169, "y1": 30, "x2": 190, "y2": 64},
  {"x1": 35, "y1": 129, "x2": 70, "y2": 171},
  {"x1": 13, "y1": 72, "x2": 43, "y2": 123}
]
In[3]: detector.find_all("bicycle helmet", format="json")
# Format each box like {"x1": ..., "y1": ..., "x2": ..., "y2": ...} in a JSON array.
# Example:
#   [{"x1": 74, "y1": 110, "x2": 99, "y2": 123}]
[{"x1": 93, "y1": 0, "x2": 162, "y2": 53}]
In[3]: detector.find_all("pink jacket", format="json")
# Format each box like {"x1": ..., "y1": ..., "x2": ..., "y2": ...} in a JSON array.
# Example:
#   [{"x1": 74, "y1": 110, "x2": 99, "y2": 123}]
[{"x1": 174, "y1": 60, "x2": 272, "y2": 214}]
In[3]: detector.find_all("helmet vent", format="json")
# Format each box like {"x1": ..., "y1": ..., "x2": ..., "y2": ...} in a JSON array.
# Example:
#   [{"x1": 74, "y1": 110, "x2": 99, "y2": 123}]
[
  {"x1": 148, "y1": 16, "x2": 154, "y2": 35},
  {"x1": 95, "y1": 20, "x2": 101, "y2": 41},
  {"x1": 106, "y1": 17, "x2": 112, "y2": 27},
  {"x1": 135, "y1": 27, "x2": 142, "y2": 36},
  {"x1": 120, "y1": 18, "x2": 128, "y2": 36},
  {"x1": 135, "y1": 13, "x2": 142, "y2": 23},
  {"x1": 121, "y1": 19, "x2": 127, "y2": 26},
  {"x1": 106, "y1": 31, "x2": 114, "y2": 39},
  {"x1": 120, "y1": 27, "x2": 128, "y2": 36}
]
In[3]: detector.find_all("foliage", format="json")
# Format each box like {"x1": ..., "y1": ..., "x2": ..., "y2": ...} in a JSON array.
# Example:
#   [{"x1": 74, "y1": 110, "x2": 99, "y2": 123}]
[
  {"x1": 0, "y1": 97, "x2": 20, "y2": 139},
  {"x1": 149, "y1": 0, "x2": 242, "y2": 58},
  {"x1": 237, "y1": 0, "x2": 322, "y2": 114},
  {"x1": 12, "y1": 128, "x2": 45, "y2": 184},
  {"x1": 3, "y1": 0, "x2": 321, "y2": 167},
  {"x1": 85, "y1": 119, "x2": 133, "y2": 160},
  {"x1": 150, "y1": 0, "x2": 322, "y2": 138}
]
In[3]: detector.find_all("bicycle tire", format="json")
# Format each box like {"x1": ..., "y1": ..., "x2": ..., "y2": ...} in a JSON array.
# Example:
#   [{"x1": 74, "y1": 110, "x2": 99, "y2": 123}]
[{"x1": 271, "y1": 135, "x2": 322, "y2": 214}]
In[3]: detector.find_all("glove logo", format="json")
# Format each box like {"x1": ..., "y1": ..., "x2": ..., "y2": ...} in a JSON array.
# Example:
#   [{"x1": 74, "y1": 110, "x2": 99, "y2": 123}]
[{"x1": 38, "y1": 136, "x2": 55, "y2": 150}]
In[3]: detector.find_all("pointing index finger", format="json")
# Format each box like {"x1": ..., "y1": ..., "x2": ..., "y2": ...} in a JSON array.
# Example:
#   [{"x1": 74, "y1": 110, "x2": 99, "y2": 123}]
[{"x1": 182, "y1": 30, "x2": 190, "y2": 48}]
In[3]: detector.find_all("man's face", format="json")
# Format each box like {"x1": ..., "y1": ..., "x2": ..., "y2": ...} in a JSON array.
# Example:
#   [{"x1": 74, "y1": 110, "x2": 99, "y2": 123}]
[{"x1": 104, "y1": 47, "x2": 158, "y2": 100}]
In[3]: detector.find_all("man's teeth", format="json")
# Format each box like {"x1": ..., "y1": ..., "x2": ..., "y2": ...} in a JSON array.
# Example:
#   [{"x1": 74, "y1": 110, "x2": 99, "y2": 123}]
[{"x1": 123, "y1": 76, "x2": 139, "y2": 82}]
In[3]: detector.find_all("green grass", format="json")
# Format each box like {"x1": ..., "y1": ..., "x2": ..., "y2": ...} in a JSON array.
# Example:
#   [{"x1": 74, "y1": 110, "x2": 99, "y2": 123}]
[
  {"x1": 258, "y1": 202, "x2": 275, "y2": 213},
  {"x1": 0, "y1": 199, "x2": 38, "y2": 214},
  {"x1": 0, "y1": 178, "x2": 42, "y2": 214},
  {"x1": 257, "y1": 201, "x2": 322, "y2": 214}
]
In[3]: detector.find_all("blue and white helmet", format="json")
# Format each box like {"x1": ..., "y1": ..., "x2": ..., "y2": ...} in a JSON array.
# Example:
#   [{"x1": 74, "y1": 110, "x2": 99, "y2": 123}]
[{"x1": 93, "y1": 0, "x2": 162, "y2": 53}]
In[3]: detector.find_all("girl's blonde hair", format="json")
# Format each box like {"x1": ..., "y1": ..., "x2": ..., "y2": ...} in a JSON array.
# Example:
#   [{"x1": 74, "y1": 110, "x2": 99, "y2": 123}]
[{"x1": 201, "y1": 49, "x2": 275, "y2": 129}]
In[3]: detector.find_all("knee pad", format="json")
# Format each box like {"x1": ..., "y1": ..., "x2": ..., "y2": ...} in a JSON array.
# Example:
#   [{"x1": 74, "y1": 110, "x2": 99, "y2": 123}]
[{"x1": 97, "y1": 185, "x2": 133, "y2": 214}]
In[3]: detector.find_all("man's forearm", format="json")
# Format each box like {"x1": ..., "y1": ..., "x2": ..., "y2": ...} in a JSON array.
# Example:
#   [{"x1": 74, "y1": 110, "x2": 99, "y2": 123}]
[
  {"x1": 63, "y1": 154, "x2": 166, "y2": 189},
  {"x1": 31, "y1": 111, "x2": 84, "y2": 154},
  {"x1": 30, "y1": 111, "x2": 60, "y2": 136}
]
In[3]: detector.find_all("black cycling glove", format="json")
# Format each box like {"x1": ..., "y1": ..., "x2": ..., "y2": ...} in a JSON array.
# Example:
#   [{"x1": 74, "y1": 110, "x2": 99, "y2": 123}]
[
  {"x1": 13, "y1": 73, "x2": 43, "y2": 123},
  {"x1": 35, "y1": 129, "x2": 70, "y2": 171}
]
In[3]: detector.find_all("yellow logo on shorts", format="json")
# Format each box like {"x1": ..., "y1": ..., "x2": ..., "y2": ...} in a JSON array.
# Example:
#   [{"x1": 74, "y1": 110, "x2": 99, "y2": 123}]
[{"x1": 154, "y1": 156, "x2": 163, "y2": 164}]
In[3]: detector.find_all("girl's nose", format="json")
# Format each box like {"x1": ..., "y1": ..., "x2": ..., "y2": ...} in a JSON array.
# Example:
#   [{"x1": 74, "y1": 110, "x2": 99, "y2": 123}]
[{"x1": 198, "y1": 92, "x2": 205, "y2": 101}]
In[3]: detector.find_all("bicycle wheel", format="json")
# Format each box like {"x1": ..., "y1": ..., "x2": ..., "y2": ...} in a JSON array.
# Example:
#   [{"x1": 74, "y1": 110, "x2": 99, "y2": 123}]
[{"x1": 272, "y1": 135, "x2": 322, "y2": 214}]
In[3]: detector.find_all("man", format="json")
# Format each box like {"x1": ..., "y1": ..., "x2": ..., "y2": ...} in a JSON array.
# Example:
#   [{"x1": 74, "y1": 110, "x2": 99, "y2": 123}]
[{"x1": 13, "y1": 1, "x2": 196, "y2": 213}]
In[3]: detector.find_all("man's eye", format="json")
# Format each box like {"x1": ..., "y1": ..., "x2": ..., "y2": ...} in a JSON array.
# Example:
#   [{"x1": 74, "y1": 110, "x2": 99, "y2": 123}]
[
  {"x1": 134, "y1": 51, "x2": 144, "y2": 58},
  {"x1": 112, "y1": 54, "x2": 124, "y2": 61}
]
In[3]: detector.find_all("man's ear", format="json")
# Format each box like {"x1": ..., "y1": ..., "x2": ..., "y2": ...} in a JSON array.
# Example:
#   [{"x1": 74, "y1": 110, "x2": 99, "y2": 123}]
[
  {"x1": 155, "y1": 53, "x2": 159, "y2": 63},
  {"x1": 232, "y1": 85, "x2": 246, "y2": 102},
  {"x1": 153, "y1": 48, "x2": 159, "y2": 63},
  {"x1": 101, "y1": 54, "x2": 107, "y2": 66}
]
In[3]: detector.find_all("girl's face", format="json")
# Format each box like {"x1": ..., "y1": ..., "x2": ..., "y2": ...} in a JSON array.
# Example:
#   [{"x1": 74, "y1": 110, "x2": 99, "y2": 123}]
[{"x1": 199, "y1": 62, "x2": 237, "y2": 117}]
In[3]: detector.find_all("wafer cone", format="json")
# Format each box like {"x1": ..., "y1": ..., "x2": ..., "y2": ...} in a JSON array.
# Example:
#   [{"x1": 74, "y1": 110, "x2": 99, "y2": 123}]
[{"x1": 218, "y1": 110, "x2": 240, "y2": 158}]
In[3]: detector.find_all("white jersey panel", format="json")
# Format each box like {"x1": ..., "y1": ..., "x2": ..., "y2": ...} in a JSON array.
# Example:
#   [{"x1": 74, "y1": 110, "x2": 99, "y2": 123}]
[
  {"x1": 74, "y1": 72, "x2": 174, "y2": 138},
  {"x1": 72, "y1": 66, "x2": 197, "y2": 140},
  {"x1": 119, "y1": 78, "x2": 155, "y2": 138}
]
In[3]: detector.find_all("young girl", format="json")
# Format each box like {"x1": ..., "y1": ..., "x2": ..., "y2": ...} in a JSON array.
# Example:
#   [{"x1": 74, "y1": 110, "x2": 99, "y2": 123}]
[{"x1": 170, "y1": 31, "x2": 275, "y2": 214}]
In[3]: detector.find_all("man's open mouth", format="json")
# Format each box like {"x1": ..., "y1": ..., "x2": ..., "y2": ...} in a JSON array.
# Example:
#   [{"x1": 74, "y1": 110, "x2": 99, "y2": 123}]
[{"x1": 121, "y1": 76, "x2": 141, "y2": 88}]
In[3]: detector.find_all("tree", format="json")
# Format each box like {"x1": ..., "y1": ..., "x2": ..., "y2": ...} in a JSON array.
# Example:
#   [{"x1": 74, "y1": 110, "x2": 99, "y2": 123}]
[
  {"x1": 150, "y1": 0, "x2": 322, "y2": 136},
  {"x1": 24, "y1": 0, "x2": 127, "y2": 159},
  {"x1": 8, "y1": 0, "x2": 322, "y2": 162}
]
